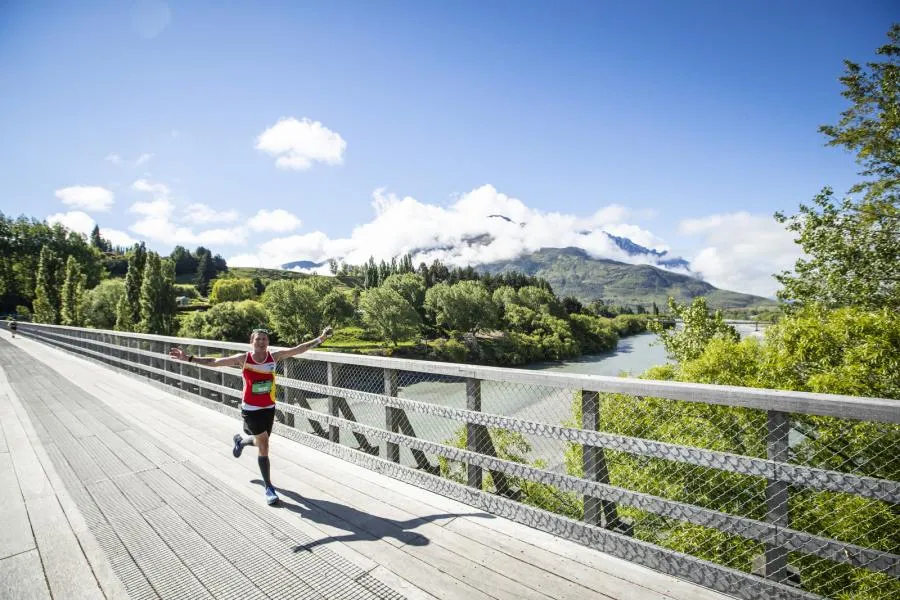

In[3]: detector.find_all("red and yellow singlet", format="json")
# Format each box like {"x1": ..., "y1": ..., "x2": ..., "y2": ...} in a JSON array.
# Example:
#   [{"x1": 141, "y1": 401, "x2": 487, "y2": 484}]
[{"x1": 242, "y1": 351, "x2": 276, "y2": 410}]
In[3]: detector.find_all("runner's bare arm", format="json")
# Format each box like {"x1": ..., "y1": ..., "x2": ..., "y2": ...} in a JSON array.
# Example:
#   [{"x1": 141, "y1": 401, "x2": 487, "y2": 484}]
[
  {"x1": 271, "y1": 326, "x2": 333, "y2": 362},
  {"x1": 168, "y1": 347, "x2": 245, "y2": 367}
]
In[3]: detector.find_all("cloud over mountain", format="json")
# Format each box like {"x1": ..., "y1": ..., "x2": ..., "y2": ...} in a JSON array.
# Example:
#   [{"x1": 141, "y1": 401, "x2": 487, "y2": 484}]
[{"x1": 228, "y1": 184, "x2": 683, "y2": 273}]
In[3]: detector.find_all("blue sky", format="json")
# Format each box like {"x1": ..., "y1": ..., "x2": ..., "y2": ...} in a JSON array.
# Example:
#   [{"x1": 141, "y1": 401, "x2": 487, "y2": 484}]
[{"x1": 0, "y1": 1, "x2": 895, "y2": 296}]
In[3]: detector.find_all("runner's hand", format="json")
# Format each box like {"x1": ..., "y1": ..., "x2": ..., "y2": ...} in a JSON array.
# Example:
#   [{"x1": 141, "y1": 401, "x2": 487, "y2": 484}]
[{"x1": 320, "y1": 326, "x2": 333, "y2": 340}]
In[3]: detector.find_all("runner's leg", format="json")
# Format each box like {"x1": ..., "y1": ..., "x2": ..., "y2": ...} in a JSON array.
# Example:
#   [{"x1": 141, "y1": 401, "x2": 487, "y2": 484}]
[{"x1": 256, "y1": 431, "x2": 272, "y2": 486}]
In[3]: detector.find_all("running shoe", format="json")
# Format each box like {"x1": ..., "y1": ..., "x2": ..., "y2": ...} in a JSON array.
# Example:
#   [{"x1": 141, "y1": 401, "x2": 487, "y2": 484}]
[
  {"x1": 232, "y1": 434, "x2": 243, "y2": 458},
  {"x1": 265, "y1": 486, "x2": 279, "y2": 505}
]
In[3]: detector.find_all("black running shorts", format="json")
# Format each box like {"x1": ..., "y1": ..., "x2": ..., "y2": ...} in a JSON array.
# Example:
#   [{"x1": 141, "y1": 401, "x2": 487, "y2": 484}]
[{"x1": 242, "y1": 407, "x2": 276, "y2": 436}]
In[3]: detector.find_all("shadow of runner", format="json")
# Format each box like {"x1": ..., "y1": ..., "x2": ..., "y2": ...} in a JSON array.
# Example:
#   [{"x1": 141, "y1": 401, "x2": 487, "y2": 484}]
[{"x1": 249, "y1": 479, "x2": 494, "y2": 553}]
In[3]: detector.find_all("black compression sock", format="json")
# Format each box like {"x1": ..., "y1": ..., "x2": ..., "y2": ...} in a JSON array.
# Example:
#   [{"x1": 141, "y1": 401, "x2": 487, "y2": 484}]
[{"x1": 258, "y1": 456, "x2": 272, "y2": 488}]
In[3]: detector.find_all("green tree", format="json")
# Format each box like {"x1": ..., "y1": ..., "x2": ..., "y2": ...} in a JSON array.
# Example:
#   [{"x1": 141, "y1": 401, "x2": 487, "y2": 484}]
[
  {"x1": 60, "y1": 256, "x2": 86, "y2": 326},
  {"x1": 636, "y1": 306, "x2": 900, "y2": 598},
  {"x1": 116, "y1": 242, "x2": 146, "y2": 331},
  {"x1": 424, "y1": 280, "x2": 497, "y2": 333},
  {"x1": 195, "y1": 248, "x2": 216, "y2": 296},
  {"x1": 0, "y1": 213, "x2": 104, "y2": 313},
  {"x1": 650, "y1": 297, "x2": 738, "y2": 363},
  {"x1": 81, "y1": 279, "x2": 126, "y2": 330},
  {"x1": 89, "y1": 224, "x2": 108, "y2": 252},
  {"x1": 33, "y1": 246, "x2": 62, "y2": 324},
  {"x1": 321, "y1": 290, "x2": 356, "y2": 326},
  {"x1": 183, "y1": 300, "x2": 270, "y2": 342},
  {"x1": 208, "y1": 277, "x2": 258, "y2": 305},
  {"x1": 252, "y1": 277, "x2": 266, "y2": 296},
  {"x1": 359, "y1": 286, "x2": 420, "y2": 346},
  {"x1": 170, "y1": 245, "x2": 198, "y2": 276},
  {"x1": 138, "y1": 253, "x2": 176, "y2": 334},
  {"x1": 383, "y1": 273, "x2": 427, "y2": 311},
  {"x1": 775, "y1": 25, "x2": 900, "y2": 311},
  {"x1": 261, "y1": 280, "x2": 324, "y2": 344},
  {"x1": 516, "y1": 286, "x2": 560, "y2": 314}
]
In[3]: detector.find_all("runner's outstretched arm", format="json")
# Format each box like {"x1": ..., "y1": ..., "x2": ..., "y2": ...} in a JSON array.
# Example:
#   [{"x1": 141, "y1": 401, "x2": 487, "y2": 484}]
[
  {"x1": 169, "y1": 347, "x2": 245, "y2": 367},
  {"x1": 271, "y1": 326, "x2": 333, "y2": 362}
]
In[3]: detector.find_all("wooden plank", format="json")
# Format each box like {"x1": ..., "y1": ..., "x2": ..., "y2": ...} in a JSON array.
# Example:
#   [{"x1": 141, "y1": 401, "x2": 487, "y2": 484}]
[
  {"x1": 266, "y1": 440, "x2": 687, "y2": 600},
  {"x1": 0, "y1": 373, "x2": 129, "y2": 599},
  {"x1": 0, "y1": 549, "x2": 51, "y2": 600},
  {"x1": 0, "y1": 391, "x2": 54, "y2": 501},
  {"x1": 117, "y1": 397, "x2": 509, "y2": 600},
  {"x1": 2, "y1": 373, "x2": 131, "y2": 600},
  {"x1": 49, "y1": 367, "x2": 402, "y2": 590},
  {"x1": 365, "y1": 565, "x2": 440, "y2": 600},
  {"x1": 0, "y1": 452, "x2": 36, "y2": 560},
  {"x1": 316, "y1": 447, "x2": 736, "y2": 600},
  {"x1": 0, "y1": 396, "x2": 8, "y2": 454},
  {"x1": 26, "y1": 494, "x2": 104, "y2": 600}
]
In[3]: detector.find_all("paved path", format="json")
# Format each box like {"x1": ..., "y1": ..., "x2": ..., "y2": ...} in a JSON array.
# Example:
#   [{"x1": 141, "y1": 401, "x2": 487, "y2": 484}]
[{"x1": 0, "y1": 334, "x2": 734, "y2": 600}]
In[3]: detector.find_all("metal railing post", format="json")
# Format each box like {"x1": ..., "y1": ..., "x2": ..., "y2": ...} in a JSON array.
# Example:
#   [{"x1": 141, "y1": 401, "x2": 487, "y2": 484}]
[
  {"x1": 466, "y1": 377, "x2": 483, "y2": 489},
  {"x1": 582, "y1": 390, "x2": 621, "y2": 530},
  {"x1": 327, "y1": 362, "x2": 341, "y2": 443},
  {"x1": 765, "y1": 410, "x2": 791, "y2": 583},
  {"x1": 384, "y1": 368, "x2": 400, "y2": 463}
]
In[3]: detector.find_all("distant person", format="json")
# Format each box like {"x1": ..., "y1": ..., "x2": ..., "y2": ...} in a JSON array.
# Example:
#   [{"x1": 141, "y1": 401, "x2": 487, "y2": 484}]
[
  {"x1": 169, "y1": 326, "x2": 333, "y2": 505},
  {"x1": 8, "y1": 317, "x2": 17, "y2": 338}
]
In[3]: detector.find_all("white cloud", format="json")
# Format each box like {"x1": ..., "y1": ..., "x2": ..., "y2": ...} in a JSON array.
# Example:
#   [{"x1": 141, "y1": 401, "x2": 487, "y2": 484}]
[
  {"x1": 130, "y1": 218, "x2": 245, "y2": 246},
  {"x1": 106, "y1": 153, "x2": 155, "y2": 167},
  {"x1": 131, "y1": 178, "x2": 170, "y2": 197},
  {"x1": 131, "y1": 178, "x2": 164, "y2": 194},
  {"x1": 131, "y1": 199, "x2": 174, "y2": 219},
  {"x1": 182, "y1": 203, "x2": 240, "y2": 225},
  {"x1": 129, "y1": 178, "x2": 244, "y2": 246},
  {"x1": 248, "y1": 208, "x2": 302, "y2": 233},
  {"x1": 47, "y1": 211, "x2": 96, "y2": 236},
  {"x1": 45, "y1": 211, "x2": 138, "y2": 249},
  {"x1": 55, "y1": 186, "x2": 115, "y2": 212},
  {"x1": 171, "y1": 129, "x2": 180, "y2": 138},
  {"x1": 255, "y1": 117, "x2": 347, "y2": 170},
  {"x1": 228, "y1": 184, "x2": 678, "y2": 276},
  {"x1": 678, "y1": 212, "x2": 802, "y2": 298},
  {"x1": 102, "y1": 228, "x2": 138, "y2": 248}
]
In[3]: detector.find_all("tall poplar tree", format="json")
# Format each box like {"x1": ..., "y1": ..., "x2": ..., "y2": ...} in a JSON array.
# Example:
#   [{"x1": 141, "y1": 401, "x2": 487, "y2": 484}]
[
  {"x1": 116, "y1": 242, "x2": 147, "y2": 331},
  {"x1": 60, "y1": 255, "x2": 86, "y2": 326},
  {"x1": 33, "y1": 246, "x2": 62, "y2": 324}
]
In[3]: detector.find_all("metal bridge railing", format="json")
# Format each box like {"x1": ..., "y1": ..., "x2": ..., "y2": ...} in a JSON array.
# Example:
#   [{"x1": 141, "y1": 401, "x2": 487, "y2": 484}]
[{"x1": 10, "y1": 322, "x2": 899, "y2": 600}]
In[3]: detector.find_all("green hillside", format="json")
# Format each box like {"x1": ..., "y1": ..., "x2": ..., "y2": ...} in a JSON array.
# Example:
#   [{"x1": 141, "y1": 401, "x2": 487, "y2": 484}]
[{"x1": 478, "y1": 247, "x2": 774, "y2": 310}]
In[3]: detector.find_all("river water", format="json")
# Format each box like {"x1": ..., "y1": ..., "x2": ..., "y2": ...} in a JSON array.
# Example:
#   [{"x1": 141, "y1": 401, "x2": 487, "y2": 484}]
[
  {"x1": 527, "y1": 323, "x2": 765, "y2": 377},
  {"x1": 331, "y1": 324, "x2": 767, "y2": 470}
]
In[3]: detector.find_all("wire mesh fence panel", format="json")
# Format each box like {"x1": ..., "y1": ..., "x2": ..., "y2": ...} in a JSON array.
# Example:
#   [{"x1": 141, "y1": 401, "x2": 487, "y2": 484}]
[{"x1": 15, "y1": 323, "x2": 900, "y2": 600}]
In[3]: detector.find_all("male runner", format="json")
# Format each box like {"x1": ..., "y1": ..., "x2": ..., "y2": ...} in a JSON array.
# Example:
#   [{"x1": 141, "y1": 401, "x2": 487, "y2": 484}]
[{"x1": 169, "y1": 326, "x2": 333, "y2": 504}]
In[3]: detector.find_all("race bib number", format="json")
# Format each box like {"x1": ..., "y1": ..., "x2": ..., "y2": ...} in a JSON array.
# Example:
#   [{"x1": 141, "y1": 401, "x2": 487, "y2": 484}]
[{"x1": 251, "y1": 380, "x2": 273, "y2": 394}]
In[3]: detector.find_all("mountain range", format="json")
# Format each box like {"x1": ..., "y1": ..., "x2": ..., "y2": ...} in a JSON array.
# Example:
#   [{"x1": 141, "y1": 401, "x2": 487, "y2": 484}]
[
  {"x1": 281, "y1": 225, "x2": 773, "y2": 310},
  {"x1": 477, "y1": 247, "x2": 772, "y2": 309}
]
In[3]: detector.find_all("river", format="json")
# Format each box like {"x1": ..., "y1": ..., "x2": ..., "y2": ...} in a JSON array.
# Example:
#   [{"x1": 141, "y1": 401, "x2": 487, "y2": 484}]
[
  {"x1": 527, "y1": 323, "x2": 765, "y2": 377},
  {"x1": 326, "y1": 324, "x2": 767, "y2": 471}
]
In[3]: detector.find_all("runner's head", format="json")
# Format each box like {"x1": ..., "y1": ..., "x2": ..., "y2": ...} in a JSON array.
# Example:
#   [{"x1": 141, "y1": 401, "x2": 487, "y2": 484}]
[{"x1": 250, "y1": 328, "x2": 269, "y2": 351}]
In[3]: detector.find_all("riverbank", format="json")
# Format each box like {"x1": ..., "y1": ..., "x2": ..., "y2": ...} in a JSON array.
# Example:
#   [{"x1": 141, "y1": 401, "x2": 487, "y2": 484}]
[{"x1": 325, "y1": 313, "x2": 653, "y2": 367}]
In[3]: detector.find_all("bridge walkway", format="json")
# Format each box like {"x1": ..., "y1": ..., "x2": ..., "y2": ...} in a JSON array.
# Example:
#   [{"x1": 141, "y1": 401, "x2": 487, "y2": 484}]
[{"x1": 0, "y1": 335, "x2": 732, "y2": 600}]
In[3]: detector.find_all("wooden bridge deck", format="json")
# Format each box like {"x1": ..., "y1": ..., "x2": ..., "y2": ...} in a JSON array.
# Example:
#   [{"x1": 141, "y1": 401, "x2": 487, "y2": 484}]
[{"x1": 0, "y1": 334, "x2": 733, "y2": 600}]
